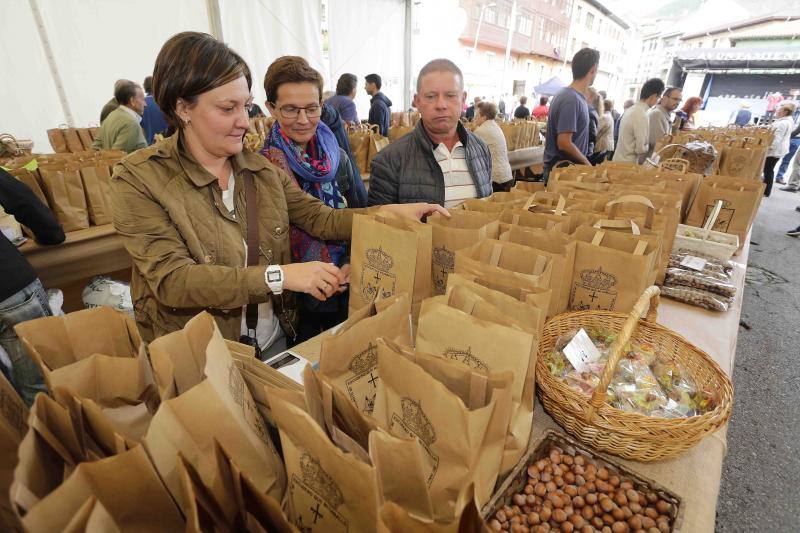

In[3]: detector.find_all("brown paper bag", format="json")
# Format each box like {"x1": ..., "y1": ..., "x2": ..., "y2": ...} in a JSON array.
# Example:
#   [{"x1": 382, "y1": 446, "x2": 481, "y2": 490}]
[
  {"x1": 427, "y1": 211, "x2": 501, "y2": 294},
  {"x1": 499, "y1": 208, "x2": 566, "y2": 234},
  {"x1": 367, "y1": 125, "x2": 390, "y2": 173},
  {"x1": 46, "y1": 128, "x2": 68, "y2": 153},
  {"x1": 685, "y1": 177, "x2": 764, "y2": 245},
  {"x1": 21, "y1": 445, "x2": 184, "y2": 532},
  {"x1": 513, "y1": 180, "x2": 545, "y2": 193},
  {"x1": 415, "y1": 292, "x2": 537, "y2": 475},
  {"x1": 377, "y1": 492, "x2": 492, "y2": 533},
  {"x1": 177, "y1": 440, "x2": 298, "y2": 533},
  {"x1": 8, "y1": 168, "x2": 48, "y2": 208},
  {"x1": 37, "y1": 164, "x2": 90, "y2": 232},
  {"x1": 0, "y1": 373, "x2": 27, "y2": 531},
  {"x1": 372, "y1": 340, "x2": 512, "y2": 519},
  {"x1": 388, "y1": 123, "x2": 413, "y2": 142},
  {"x1": 268, "y1": 388, "x2": 379, "y2": 533},
  {"x1": 76, "y1": 129, "x2": 94, "y2": 151},
  {"x1": 719, "y1": 143, "x2": 767, "y2": 179},
  {"x1": 62, "y1": 128, "x2": 85, "y2": 153},
  {"x1": 79, "y1": 164, "x2": 113, "y2": 225},
  {"x1": 454, "y1": 238, "x2": 553, "y2": 290},
  {"x1": 498, "y1": 225, "x2": 576, "y2": 316},
  {"x1": 569, "y1": 225, "x2": 658, "y2": 312},
  {"x1": 319, "y1": 294, "x2": 411, "y2": 415},
  {"x1": 349, "y1": 213, "x2": 432, "y2": 320},
  {"x1": 448, "y1": 271, "x2": 551, "y2": 327},
  {"x1": 348, "y1": 125, "x2": 370, "y2": 175}
]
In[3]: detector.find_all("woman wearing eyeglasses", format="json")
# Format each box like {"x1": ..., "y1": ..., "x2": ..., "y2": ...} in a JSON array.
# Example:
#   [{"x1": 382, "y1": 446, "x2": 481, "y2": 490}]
[
  {"x1": 261, "y1": 56, "x2": 362, "y2": 342},
  {"x1": 110, "y1": 32, "x2": 446, "y2": 357}
]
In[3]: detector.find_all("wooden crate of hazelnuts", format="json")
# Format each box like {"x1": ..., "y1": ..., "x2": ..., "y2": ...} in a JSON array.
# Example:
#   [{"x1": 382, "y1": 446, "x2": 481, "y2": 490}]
[{"x1": 482, "y1": 430, "x2": 684, "y2": 533}]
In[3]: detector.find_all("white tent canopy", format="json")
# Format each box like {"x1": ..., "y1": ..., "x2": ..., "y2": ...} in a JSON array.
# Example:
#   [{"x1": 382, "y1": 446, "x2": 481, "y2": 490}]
[{"x1": 1, "y1": 0, "x2": 409, "y2": 153}]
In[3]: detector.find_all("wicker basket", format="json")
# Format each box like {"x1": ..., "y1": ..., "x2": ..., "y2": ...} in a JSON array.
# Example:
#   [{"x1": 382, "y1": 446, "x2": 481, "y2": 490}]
[{"x1": 536, "y1": 286, "x2": 733, "y2": 461}]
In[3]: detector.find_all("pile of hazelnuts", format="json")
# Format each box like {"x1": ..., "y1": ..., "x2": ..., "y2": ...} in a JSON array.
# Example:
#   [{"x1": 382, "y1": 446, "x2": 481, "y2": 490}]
[{"x1": 488, "y1": 447, "x2": 676, "y2": 533}]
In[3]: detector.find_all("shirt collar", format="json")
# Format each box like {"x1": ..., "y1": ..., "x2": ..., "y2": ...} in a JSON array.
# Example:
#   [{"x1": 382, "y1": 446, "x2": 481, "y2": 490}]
[{"x1": 119, "y1": 104, "x2": 142, "y2": 123}]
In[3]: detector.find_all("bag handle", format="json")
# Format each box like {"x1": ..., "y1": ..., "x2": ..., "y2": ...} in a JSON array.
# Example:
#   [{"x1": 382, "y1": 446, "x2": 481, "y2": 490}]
[
  {"x1": 587, "y1": 286, "x2": 660, "y2": 419},
  {"x1": 701, "y1": 199, "x2": 724, "y2": 237},
  {"x1": 241, "y1": 170, "x2": 262, "y2": 357},
  {"x1": 529, "y1": 191, "x2": 566, "y2": 216},
  {"x1": 593, "y1": 219, "x2": 641, "y2": 235},
  {"x1": 606, "y1": 195, "x2": 655, "y2": 229}
]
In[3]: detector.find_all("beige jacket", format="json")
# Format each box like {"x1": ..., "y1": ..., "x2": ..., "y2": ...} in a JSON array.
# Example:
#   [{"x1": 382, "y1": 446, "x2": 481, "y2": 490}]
[{"x1": 473, "y1": 120, "x2": 513, "y2": 184}]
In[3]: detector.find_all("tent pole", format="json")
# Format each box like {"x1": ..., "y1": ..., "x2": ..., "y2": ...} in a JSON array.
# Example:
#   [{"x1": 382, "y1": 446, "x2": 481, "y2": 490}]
[
  {"x1": 206, "y1": 0, "x2": 224, "y2": 40},
  {"x1": 28, "y1": 0, "x2": 74, "y2": 126},
  {"x1": 404, "y1": 0, "x2": 414, "y2": 110}
]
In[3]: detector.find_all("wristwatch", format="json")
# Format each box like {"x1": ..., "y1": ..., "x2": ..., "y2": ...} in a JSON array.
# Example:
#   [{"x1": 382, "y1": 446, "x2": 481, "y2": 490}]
[{"x1": 265, "y1": 265, "x2": 284, "y2": 295}]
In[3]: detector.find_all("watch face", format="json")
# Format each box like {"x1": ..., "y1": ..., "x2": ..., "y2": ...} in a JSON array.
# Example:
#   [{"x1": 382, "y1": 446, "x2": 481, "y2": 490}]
[{"x1": 267, "y1": 271, "x2": 282, "y2": 283}]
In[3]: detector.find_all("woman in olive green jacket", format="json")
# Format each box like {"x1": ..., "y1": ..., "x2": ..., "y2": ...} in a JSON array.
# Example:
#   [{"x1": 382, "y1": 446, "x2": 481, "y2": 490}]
[{"x1": 110, "y1": 32, "x2": 444, "y2": 354}]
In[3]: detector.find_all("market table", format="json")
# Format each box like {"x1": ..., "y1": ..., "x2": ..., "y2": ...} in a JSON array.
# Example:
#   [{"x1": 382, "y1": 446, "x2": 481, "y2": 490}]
[
  {"x1": 18, "y1": 224, "x2": 131, "y2": 311},
  {"x1": 291, "y1": 240, "x2": 750, "y2": 533}
]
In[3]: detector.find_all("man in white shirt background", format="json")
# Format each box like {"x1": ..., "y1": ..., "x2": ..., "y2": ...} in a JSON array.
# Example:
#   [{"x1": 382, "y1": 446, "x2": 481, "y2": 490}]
[{"x1": 613, "y1": 78, "x2": 665, "y2": 164}]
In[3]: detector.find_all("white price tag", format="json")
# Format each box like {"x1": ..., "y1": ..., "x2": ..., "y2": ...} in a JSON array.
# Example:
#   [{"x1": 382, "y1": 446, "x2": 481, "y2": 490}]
[
  {"x1": 680, "y1": 255, "x2": 707, "y2": 272},
  {"x1": 563, "y1": 329, "x2": 603, "y2": 372}
]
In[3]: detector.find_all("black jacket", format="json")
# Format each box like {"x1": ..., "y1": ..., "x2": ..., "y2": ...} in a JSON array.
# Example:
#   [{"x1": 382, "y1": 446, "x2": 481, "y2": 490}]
[
  {"x1": 588, "y1": 106, "x2": 599, "y2": 155},
  {"x1": 514, "y1": 105, "x2": 531, "y2": 119},
  {"x1": 367, "y1": 121, "x2": 493, "y2": 206},
  {"x1": 368, "y1": 92, "x2": 392, "y2": 137},
  {"x1": 465, "y1": 105, "x2": 476, "y2": 121},
  {"x1": 0, "y1": 169, "x2": 65, "y2": 301},
  {"x1": 321, "y1": 103, "x2": 367, "y2": 207}
]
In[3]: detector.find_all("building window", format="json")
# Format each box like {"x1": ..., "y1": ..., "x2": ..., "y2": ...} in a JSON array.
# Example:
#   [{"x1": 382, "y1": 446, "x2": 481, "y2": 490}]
[
  {"x1": 518, "y1": 16, "x2": 533, "y2": 36},
  {"x1": 576, "y1": 6, "x2": 582, "y2": 23},
  {"x1": 485, "y1": 51, "x2": 495, "y2": 68},
  {"x1": 585, "y1": 12, "x2": 594, "y2": 30},
  {"x1": 485, "y1": 7, "x2": 497, "y2": 25},
  {"x1": 711, "y1": 38, "x2": 718, "y2": 47},
  {"x1": 539, "y1": 19, "x2": 545, "y2": 40}
]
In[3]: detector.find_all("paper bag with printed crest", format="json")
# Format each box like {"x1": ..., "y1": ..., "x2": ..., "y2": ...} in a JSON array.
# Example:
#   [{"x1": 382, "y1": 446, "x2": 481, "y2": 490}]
[
  {"x1": 319, "y1": 294, "x2": 411, "y2": 416},
  {"x1": 498, "y1": 225, "x2": 576, "y2": 316},
  {"x1": 415, "y1": 289, "x2": 537, "y2": 475},
  {"x1": 349, "y1": 213, "x2": 432, "y2": 321},
  {"x1": 177, "y1": 440, "x2": 298, "y2": 533},
  {"x1": 267, "y1": 387, "x2": 379, "y2": 533},
  {"x1": 20, "y1": 445, "x2": 184, "y2": 533},
  {"x1": 427, "y1": 211, "x2": 501, "y2": 294},
  {"x1": 371, "y1": 339, "x2": 514, "y2": 520},
  {"x1": 144, "y1": 320, "x2": 286, "y2": 511},
  {"x1": 685, "y1": 176, "x2": 764, "y2": 246},
  {"x1": 568, "y1": 225, "x2": 658, "y2": 313},
  {"x1": 498, "y1": 208, "x2": 566, "y2": 234},
  {"x1": 453, "y1": 238, "x2": 553, "y2": 290}
]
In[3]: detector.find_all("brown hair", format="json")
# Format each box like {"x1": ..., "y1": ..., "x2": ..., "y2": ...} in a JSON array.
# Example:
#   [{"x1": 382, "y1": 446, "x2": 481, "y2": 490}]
[
  {"x1": 603, "y1": 99, "x2": 614, "y2": 113},
  {"x1": 264, "y1": 56, "x2": 324, "y2": 104},
  {"x1": 152, "y1": 31, "x2": 251, "y2": 130},
  {"x1": 681, "y1": 96, "x2": 703, "y2": 115},
  {"x1": 588, "y1": 87, "x2": 604, "y2": 114},
  {"x1": 477, "y1": 101, "x2": 498, "y2": 120},
  {"x1": 519, "y1": 96, "x2": 528, "y2": 105}
]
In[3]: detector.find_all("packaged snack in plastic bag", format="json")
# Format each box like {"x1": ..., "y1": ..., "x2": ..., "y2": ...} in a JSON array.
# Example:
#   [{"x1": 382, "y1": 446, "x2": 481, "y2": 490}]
[
  {"x1": 660, "y1": 284, "x2": 733, "y2": 311},
  {"x1": 664, "y1": 267, "x2": 737, "y2": 298}
]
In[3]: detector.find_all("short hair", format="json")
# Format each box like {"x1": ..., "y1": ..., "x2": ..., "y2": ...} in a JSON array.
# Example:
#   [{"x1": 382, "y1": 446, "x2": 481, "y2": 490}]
[
  {"x1": 335, "y1": 73, "x2": 357, "y2": 96},
  {"x1": 604, "y1": 98, "x2": 614, "y2": 112},
  {"x1": 623, "y1": 99, "x2": 635, "y2": 109},
  {"x1": 365, "y1": 73, "x2": 382, "y2": 90},
  {"x1": 588, "y1": 87, "x2": 604, "y2": 113},
  {"x1": 572, "y1": 48, "x2": 600, "y2": 80},
  {"x1": 416, "y1": 59, "x2": 463, "y2": 92},
  {"x1": 264, "y1": 56, "x2": 324, "y2": 104},
  {"x1": 114, "y1": 80, "x2": 140, "y2": 106},
  {"x1": 143, "y1": 76, "x2": 154, "y2": 94},
  {"x1": 640, "y1": 78, "x2": 666, "y2": 101},
  {"x1": 780, "y1": 102, "x2": 797, "y2": 115},
  {"x1": 539, "y1": 96, "x2": 548, "y2": 106},
  {"x1": 519, "y1": 96, "x2": 528, "y2": 105},
  {"x1": 477, "y1": 101, "x2": 498, "y2": 120},
  {"x1": 662, "y1": 86, "x2": 681, "y2": 98},
  {"x1": 153, "y1": 31, "x2": 251, "y2": 130}
]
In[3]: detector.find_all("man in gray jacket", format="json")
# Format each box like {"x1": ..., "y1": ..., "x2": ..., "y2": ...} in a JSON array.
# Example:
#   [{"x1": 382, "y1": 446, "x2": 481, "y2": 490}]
[
  {"x1": 647, "y1": 86, "x2": 682, "y2": 159},
  {"x1": 368, "y1": 59, "x2": 492, "y2": 208}
]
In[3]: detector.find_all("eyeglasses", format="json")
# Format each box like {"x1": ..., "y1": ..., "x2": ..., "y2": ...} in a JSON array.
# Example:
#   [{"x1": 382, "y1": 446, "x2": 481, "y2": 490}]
[{"x1": 271, "y1": 103, "x2": 322, "y2": 119}]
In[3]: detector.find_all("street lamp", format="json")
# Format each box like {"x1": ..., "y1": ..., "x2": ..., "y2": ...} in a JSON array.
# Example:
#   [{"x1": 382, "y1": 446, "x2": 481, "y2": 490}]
[{"x1": 472, "y1": 1, "x2": 497, "y2": 57}]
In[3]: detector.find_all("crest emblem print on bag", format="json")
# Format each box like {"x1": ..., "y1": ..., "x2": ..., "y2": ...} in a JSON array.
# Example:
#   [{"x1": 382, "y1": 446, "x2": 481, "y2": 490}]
[
  {"x1": 570, "y1": 267, "x2": 618, "y2": 311},
  {"x1": 360, "y1": 247, "x2": 396, "y2": 303},
  {"x1": 345, "y1": 342, "x2": 380, "y2": 415},
  {"x1": 390, "y1": 397, "x2": 440, "y2": 486},
  {"x1": 702, "y1": 199, "x2": 734, "y2": 233},
  {"x1": 442, "y1": 346, "x2": 490, "y2": 373},
  {"x1": 290, "y1": 453, "x2": 348, "y2": 532},
  {"x1": 432, "y1": 246, "x2": 455, "y2": 295}
]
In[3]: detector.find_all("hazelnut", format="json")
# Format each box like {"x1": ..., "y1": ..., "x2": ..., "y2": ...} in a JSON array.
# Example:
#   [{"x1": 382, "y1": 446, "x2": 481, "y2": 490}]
[
  {"x1": 489, "y1": 519, "x2": 502, "y2": 531},
  {"x1": 585, "y1": 493, "x2": 598, "y2": 505},
  {"x1": 510, "y1": 515, "x2": 522, "y2": 525},
  {"x1": 572, "y1": 496, "x2": 585, "y2": 508},
  {"x1": 658, "y1": 521, "x2": 670, "y2": 533},
  {"x1": 527, "y1": 494, "x2": 536, "y2": 505},
  {"x1": 553, "y1": 509, "x2": 568, "y2": 523},
  {"x1": 553, "y1": 465, "x2": 564, "y2": 477},
  {"x1": 575, "y1": 475, "x2": 586, "y2": 486},
  {"x1": 550, "y1": 494, "x2": 565, "y2": 509},
  {"x1": 573, "y1": 464, "x2": 585, "y2": 476},
  {"x1": 596, "y1": 480, "x2": 609, "y2": 492},
  {"x1": 592, "y1": 516, "x2": 604, "y2": 529},
  {"x1": 629, "y1": 502, "x2": 642, "y2": 514},
  {"x1": 611, "y1": 521, "x2": 628, "y2": 533},
  {"x1": 514, "y1": 494, "x2": 527, "y2": 506},
  {"x1": 648, "y1": 529, "x2": 661, "y2": 533},
  {"x1": 577, "y1": 485, "x2": 589, "y2": 497},
  {"x1": 535, "y1": 459, "x2": 548, "y2": 471},
  {"x1": 622, "y1": 507, "x2": 633, "y2": 519},
  {"x1": 574, "y1": 455, "x2": 586, "y2": 466},
  {"x1": 539, "y1": 507, "x2": 552, "y2": 522},
  {"x1": 615, "y1": 491, "x2": 628, "y2": 507},
  {"x1": 564, "y1": 471, "x2": 576, "y2": 484},
  {"x1": 541, "y1": 472, "x2": 552, "y2": 483},
  {"x1": 550, "y1": 450, "x2": 562, "y2": 465},
  {"x1": 565, "y1": 485, "x2": 578, "y2": 497},
  {"x1": 620, "y1": 480, "x2": 634, "y2": 491},
  {"x1": 597, "y1": 467, "x2": 610, "y2": 480},
  {"x1": 602, "y1": 512, "x2": 615, "y2": 525},
  {"x1": 625, "y1": 489, "x2": 639, "y2": 504},
  {"x1": 641, "y1": 517, "x2": 655, "y2": 529},
  {"x1": 600, "y1": 498, "x2": 615, "y2": 512},
  {"x1": 569, "y1": 515, "x2": 585, "y2": 528},
  {"x1": 609, "y1": 475, "x2": 621, "y2": 487},
  {"x1": 527, "y1": 465, "x2": 539, "y2": 477},
  {"x1": 602, "y1": 528, "x2": 612, "y2": 533},
  {"x1": 655, "y1": 501, "x2": 671, "y2": 515},
  {"x1": 644, "y1": 508, "x2": 658, "y2": 520},
  {"x1": 612, "y1": 507, "x2": 626, "y2": 521},
  {"x1": 563, "y1": 455, "x2": 574, "y2": 466},
  {"x1": 560, "y1": 522, "x2": 574, "y2": 533},
  {"x1": 564, "y1": 505, "x2": 574, "y2": 517},
  {"x1": 546, "y1": 481, "x2": 557, "y2": 493},
  {"x1": 582, "y1": 505, "x2": 595, "y2": 520},
  {"x1": 524, "y1": 484, "x2": 535, "y2": 495},
  {"x1": 528, "y1": 512, "x2": 540, "y2": 525},
  {"x1": 496, "y1": 510, "x2": 507, "y2": 522},
  {"x1": 555, "y1": 476, "x2": 565, "y2": 488},
  {"x1": 580, "y1": 526, "x2": 593, "y2": 533},
  {"x1": 535, "y1": 483, "x2": 547, "y2": 497},
  {"x1": 646, "y1": 492, "x2": 658, "y2": 504},
  {"x1": 628, "y1": 515, "x2": 643, "y2": 530}
]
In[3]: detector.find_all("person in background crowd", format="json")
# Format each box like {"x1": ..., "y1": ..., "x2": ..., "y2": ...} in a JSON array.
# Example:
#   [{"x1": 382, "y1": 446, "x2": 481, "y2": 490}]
[
  {"x1": 465, "y1": 96, "x2": 481, "y2": 121},
  {"x1": 514, "y1": 96, "x2": 531, "y2": 119},
  {"x1": 776, "y1": 114, "x2": 800, "y2": 187},
  {"x1": 99, "y1": 79, "x2": 126, "y2": 123},
  {"x1": 608, "y1": 99, "x2": 620, "y2": 122},
  {"x1": 614, "y1": 77, "x2": 664, "y2": 164},
  {"x1": 261, "y1": 56, "x2": 365, "y2": 342},
  {"x1": 141, "y1": 75, "x2": 169, "y2": 144},
  {"x1": 763, "y1": 102, "x2": 797, "y2": 197},
  {"x1": 591, "y1": 93, "x2": 614, "y2": 164},
  {"x1": 365, "y1": 73, "x2": 391, "y2": 136},
  {"x1": 321, "y1": 103, "x2": 368, "y2": 206},
  {"x1": 368, "y1": 58, "x2": 492, "y2": 208},
  {"x1": 587, "y1": 87, "x2": 600, "y2": 157},
  {"x1": 542, "y1": 47, "x2": 599, "y2": 183},
  {"x1": 613, "y1": 98, "x2": 634, "y2": 149},
  {"x1": 247, "y1": 102, "x2": 265, "y2": 117},
  {"x1": 732, "y1": 103, "x2": 752, "y2": 126},
  {"x1": 473, "y1": 101, "x2": 513, "y2": 192},
  {"x1": 765, "y1": 92, "x2": 784, "y2": 122},
  {"x1": 91, "y1": 79, "x2": 147, "y2": 153},
  {"x1": 647, "y1": 86, "x2": 682, "y2": 159},
  {"x1": 532, "y1": 96, "x2": 549, "y2": 120},
  {"x1": 498, "y1": 96, "x2": 507, "y2": 120},
  {"x1": 109, "y1": 32, "x2": 443, "y2": 355},
  {"x1": 676, "y1": 96, "x2": 702, "y2": 130},
  {"x1": 325, "y1": 73, "x2": 359, "y2": 124},
  {"x1": 0, "y1": 169, "x2": 65, "y2": 405}
]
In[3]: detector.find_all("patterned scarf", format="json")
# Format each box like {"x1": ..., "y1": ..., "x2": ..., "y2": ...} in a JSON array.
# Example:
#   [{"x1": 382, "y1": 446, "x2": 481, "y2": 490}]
[{"x1": 262, "y1": 122, "x2": 347, "y2": 266}]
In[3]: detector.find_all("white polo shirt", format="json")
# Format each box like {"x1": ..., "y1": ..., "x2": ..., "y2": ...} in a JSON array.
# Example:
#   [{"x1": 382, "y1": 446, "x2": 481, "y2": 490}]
[{"x1": 432, "y1": 141, "x2": 478, "y2": 208}]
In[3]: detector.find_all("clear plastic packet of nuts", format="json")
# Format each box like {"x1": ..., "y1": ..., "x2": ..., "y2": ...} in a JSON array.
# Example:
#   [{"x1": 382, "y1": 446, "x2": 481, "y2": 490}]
[{"x1": 482, "y1": 430, "x2": 683, "y2": 532}]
